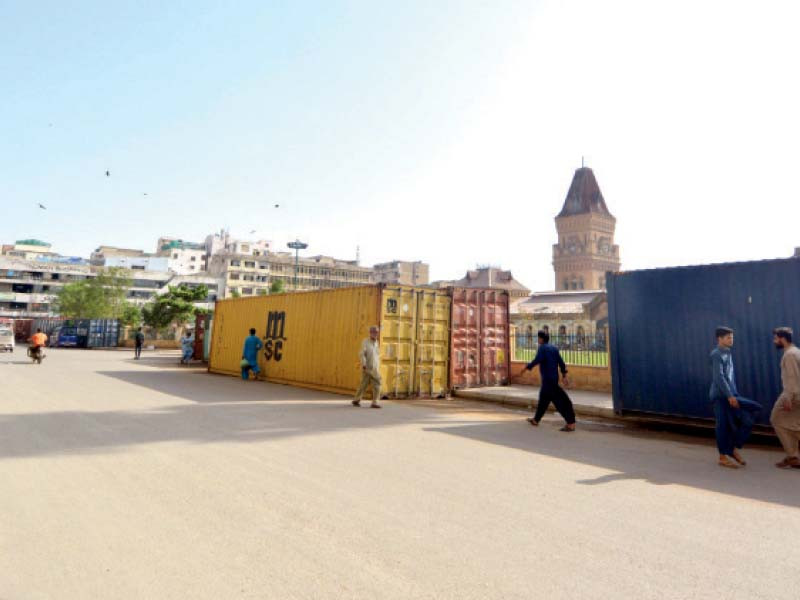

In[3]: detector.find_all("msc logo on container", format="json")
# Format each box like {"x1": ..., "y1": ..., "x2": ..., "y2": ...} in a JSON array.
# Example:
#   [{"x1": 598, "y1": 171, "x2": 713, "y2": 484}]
[{"x1": 264, "y1": 311, "x2": 287, "y2": 361}]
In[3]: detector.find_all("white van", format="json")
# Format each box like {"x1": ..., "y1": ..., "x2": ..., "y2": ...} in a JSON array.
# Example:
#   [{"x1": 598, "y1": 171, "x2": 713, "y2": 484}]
[{"x1": 0, "y1": 326, "x2": 14, "y2": 353}]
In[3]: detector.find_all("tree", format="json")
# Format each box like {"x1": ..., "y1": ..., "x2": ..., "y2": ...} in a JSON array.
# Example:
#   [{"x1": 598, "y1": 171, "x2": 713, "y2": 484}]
[
  {"x1": 55, "y1": 267, "x2": 132, "y2": 319},
  {"x1": 142, "y1": 284, "x2": 209, "y2": 330},
  {"x1": 270, "y1": 279, "x2": 285, "y2": 294},
  {"x1": 119, "y1": 303, "x2": 142, "y2": 328},
  {"x1": 230, "y1": 289, "x2": 241, "y2": 298}
]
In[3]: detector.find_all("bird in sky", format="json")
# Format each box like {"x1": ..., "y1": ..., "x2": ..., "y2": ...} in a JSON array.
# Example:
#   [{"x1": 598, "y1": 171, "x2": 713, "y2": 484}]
[
  {"x1": 274, "y1": 204, "x2": 279, "y2": 208},
  {"x1": 249, "y1": 230, "x2": 257, "y2": 234},
  {"x1": 143, "y1": 193, "x2": 148, "y2": 196},
  {"x1": 38, "y1": 203, "x2": 47, "y2": 210}
]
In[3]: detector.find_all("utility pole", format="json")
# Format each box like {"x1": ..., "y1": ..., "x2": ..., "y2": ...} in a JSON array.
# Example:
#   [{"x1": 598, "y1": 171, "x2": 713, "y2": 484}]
[{"x1": 287, "y1": 239, "x2": 308, "y2": 290}]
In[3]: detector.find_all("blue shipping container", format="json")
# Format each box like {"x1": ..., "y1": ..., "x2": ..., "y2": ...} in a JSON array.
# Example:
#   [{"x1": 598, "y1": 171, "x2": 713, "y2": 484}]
[{"x1": 607, "y1": 257, "x2": 800, "y2": 423}]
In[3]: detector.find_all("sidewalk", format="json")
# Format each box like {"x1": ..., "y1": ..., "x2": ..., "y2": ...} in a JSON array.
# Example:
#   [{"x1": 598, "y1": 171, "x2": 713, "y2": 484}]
[{"x1": 453, "y1": 385, "x2": 615, "y2": 419}]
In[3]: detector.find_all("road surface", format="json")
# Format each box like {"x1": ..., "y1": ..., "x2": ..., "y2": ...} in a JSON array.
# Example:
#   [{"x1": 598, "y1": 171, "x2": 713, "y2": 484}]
[{"x1": 1, "y1": 349, "x2": 797, "y2": 599}]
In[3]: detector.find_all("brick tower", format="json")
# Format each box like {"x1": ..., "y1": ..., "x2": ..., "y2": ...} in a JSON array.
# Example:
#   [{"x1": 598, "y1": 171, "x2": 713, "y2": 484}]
[{"x1": 552, "y1": 167, "x2": 620, "y2": 290}]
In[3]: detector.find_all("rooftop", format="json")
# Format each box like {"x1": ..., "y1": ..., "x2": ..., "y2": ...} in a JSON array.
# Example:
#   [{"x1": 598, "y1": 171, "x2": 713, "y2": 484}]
[{"x1": 557, "y1": 167, "x2": 613, "y2": 218}]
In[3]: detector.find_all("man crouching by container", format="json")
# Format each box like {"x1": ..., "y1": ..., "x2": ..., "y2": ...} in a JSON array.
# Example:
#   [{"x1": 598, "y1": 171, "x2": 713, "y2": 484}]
[
  {"x1": 521, "y1": 330, "x2": 575, "y2": 431},
  {"x1": 352, "y1": 326, "x2": 382, "y2": 409},
  {"x1": 709, "y1": 326, "x2": 761, "y2": 468}
]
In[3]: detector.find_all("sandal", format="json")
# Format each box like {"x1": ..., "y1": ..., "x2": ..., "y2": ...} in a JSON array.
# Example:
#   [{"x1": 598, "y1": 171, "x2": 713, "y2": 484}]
[
  {"x1": 719, "y1": 457, "x2": 739, "y2": 469},
  {"x1": 732, "y1": 451, "x2": 747, "y2": 466},
  {"x1": 775, "y1": 457, "x2": 800, "y2": 469},
  {"x1": 559, "y1": 425, "x2": 575, "y2": 432},
  {"x1": 526, "y1": 418, "x2": 539, "y2": 427},
  {"x1": 370, "y1": 403, "x2": 382, "y2": 409},
  {"x1": 351, "y1": 400, "x2": 361, "y2": 407}
]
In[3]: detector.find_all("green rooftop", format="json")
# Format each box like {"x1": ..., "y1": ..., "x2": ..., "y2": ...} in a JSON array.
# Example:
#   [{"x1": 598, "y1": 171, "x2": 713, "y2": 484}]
[{"x1": 16, "y1": 239, "x2": 50, "y2": 247}]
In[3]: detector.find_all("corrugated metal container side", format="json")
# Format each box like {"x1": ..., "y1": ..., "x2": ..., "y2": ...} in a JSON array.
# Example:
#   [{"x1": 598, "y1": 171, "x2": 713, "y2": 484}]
[
  {"x1": 209, "y1": 286, "x2": 380, "y2": 395},
  {"x1": 14, "y1": 319, "x2": 33, "y2": 343},
  {"x1": 379, "y1": 286, "x2": 450, "y2": 398},
  {"x1": 608, "y1": 258, "x2": 800, "y2": 423},
  {"x1": 449, "y1": 288, "x2": 510, "y2": 389}
]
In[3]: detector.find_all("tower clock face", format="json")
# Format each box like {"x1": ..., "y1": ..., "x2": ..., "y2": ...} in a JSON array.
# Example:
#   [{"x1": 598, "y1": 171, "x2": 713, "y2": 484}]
[
  {"x1": 566, "y1": 237, "x2": 580, "y2": 254},
  {"x1": 598, "y1": 238, "x2": 611, "y2": 254}
]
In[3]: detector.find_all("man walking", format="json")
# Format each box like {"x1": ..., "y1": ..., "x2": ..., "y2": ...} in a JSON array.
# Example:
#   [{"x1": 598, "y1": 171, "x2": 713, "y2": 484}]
[
  {"x1": 241, "y1": 327, "x2": 263, "y2": 381},
  {"x1": 352, "y1": 326, "x2": 382, "y2": 408},
  {"x1": 521, "y1": 330, "x2": 575, "y2": 431},
  {"x1": 134, "y1": 327, "x2": 144, "y2": 360},
  {"x1": 770, "y1": 327, "x2": 800, "y2": 469},
  {"x1": 709, "y1": 326, "x2": 762, "y2": 468}
]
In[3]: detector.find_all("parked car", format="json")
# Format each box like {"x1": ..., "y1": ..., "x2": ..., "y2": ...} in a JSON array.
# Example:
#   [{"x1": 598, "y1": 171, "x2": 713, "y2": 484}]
[{"x1": 0, "y1": 325, "x2": 14, "y2": 352}]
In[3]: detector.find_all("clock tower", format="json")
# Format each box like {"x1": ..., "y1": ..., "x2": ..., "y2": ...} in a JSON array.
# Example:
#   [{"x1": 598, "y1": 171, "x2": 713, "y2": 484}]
[{"x1": 552, "y1": 167, "x2": 620, "y2": 290}]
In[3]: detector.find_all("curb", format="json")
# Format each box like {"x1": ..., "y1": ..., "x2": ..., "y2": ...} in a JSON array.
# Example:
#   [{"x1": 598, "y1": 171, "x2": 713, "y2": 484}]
[{"x1": 453, "y1": 389, "x2": 617, "y2": 420}]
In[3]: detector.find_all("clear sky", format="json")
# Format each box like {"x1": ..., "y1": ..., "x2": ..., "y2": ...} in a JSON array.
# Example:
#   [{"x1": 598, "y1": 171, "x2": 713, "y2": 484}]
[{"x1": 2, "y1": 0, "x2": 798, "y2": 291}]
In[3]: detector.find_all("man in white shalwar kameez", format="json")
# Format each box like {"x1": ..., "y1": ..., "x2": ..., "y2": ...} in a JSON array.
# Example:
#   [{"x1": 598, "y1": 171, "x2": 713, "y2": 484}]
[{"x1": 771, "y1": 327, "x2": 800, "y2": 469}]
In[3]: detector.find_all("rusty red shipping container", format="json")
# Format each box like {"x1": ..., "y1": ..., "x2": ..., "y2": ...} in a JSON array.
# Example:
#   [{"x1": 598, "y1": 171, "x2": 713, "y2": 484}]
[
  {"x1": 13, "y1": 319, "x2": 33, "y2": 343},
  {"x1": 449, "y1": 288, "x2": 510, "y2": 389}
]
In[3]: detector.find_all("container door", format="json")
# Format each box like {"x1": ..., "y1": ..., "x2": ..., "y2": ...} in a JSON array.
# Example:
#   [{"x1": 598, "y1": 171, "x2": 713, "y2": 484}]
[
  {"x1": 479, "y1": 290, "x2": 510, "y2": 386},
  {"x1": 204, "y1": 316, "x2": 213, "y2": 362},
  {"x1": 414, "y1": 289, "x2": 451, "y2": 397},
  {"x1": 379, "y1": 287, "x2": 417, "y2": 398},
  {"x1": 449, "y1": 288, "x2": 481, "y2": 389}
]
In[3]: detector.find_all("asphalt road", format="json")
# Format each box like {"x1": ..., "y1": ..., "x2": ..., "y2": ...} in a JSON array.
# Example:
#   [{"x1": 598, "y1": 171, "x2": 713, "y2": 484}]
[{"x1": 1, "y1": 349, "x2": 798, "y2": 599}]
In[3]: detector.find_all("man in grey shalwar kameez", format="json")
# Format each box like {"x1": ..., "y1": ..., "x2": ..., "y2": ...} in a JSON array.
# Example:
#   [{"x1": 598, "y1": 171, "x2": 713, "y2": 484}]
[{"x1": 771, "y1": 327, "x2": 800, "y2": 469}]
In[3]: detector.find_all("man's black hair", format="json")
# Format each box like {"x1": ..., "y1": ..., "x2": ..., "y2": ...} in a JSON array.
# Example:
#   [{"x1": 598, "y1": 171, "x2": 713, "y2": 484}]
[
  {"x1": 773, "y1": 327, "x2": 793, "y2": 344},
  {"x1": 537, "y1": 330, "x2": 550, "y2": 344},
  {"x1": 249, "y1": 327, "x2": 256, "y2": 335},
  {"x1": 715, "y1": 326, "x2": 733, "y2": 339}
]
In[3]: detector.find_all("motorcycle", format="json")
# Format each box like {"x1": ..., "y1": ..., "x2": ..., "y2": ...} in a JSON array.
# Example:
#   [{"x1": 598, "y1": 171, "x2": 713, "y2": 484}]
[{"x1": 27, "y1": 345, "x2": 45, "y2": 364}]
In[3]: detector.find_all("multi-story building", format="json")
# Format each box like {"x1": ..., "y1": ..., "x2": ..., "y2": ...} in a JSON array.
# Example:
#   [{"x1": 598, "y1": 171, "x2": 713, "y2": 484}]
[
  {"x1": 156, "y1": 238, "x2": 208, "y2": 273},
  {"x1": 0, "y1": 255, "x2": 219, "y2": 318},
  {"x1": 0, "y1": 255, "x2": 92, "y2": 317},
  {"x1": 208, "y1": 251, "x2": 372, "y2": 298},
  {"x1": 372, "y1": 261, "x2": 429, "y2": 286}
]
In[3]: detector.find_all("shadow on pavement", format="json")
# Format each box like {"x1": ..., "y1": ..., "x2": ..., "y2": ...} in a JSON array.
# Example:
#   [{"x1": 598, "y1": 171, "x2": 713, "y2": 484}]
[
  {"x1": 422, "y1": 419, "x2": 799, "y2": 509},
  {"x1": 4, "y1": 368, "x2": 796, "y2": 509}
]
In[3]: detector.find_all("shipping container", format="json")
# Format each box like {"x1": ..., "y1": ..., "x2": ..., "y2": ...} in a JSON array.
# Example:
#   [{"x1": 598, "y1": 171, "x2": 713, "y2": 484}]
[
  {"x1": 208, "y1": 285, "x2": 451, "y2": 398},
  {"x1": 13, "y1": 319, "x2": 32, "y2": 343},
  {"x1": 204, "y1": 316, "x2": 213, "y2": 362},
  {"x1": 608, "y1": 257, "x2": 800, "y2": 423},
  {"x1": 194, "y1": 313, "x2": 211, "y2": 360},
  {"x1": 449, "y1": 288, "x2": 511, "y2": 389}
]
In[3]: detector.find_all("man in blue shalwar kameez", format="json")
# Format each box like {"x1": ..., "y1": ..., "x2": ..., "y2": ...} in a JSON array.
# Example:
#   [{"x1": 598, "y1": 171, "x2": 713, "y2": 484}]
[
  {"x1": 241, "y1": 328, "x2": 263, "y2": 381},
  {"x1": 709, "y1": 326, "x2": 761, "y2": 468}
]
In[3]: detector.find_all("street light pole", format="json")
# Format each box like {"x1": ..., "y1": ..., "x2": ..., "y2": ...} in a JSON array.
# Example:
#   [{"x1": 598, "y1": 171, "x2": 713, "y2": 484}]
[{"x1": 287, "y1": 239, "x2": 308, "y2": 290}]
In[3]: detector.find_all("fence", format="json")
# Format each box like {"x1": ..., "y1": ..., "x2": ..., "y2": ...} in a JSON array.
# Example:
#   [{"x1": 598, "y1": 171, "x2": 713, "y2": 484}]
[{"x1": 511, "y1": 331, "x2": 608, "y2": 367}]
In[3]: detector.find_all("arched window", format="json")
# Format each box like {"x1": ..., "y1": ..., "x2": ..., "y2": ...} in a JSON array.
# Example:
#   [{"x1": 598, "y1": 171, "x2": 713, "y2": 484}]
[
  {"x1": 562, "y1": 278, "x2": 569, "y2": 290},
  {"x1": 570, "y1": 277, "x2": 577, "y2": 290},
  {"x1": 542, "y1": 325, "x2": 550, "y2": 335},
  {"x1": 578, "y1": 277, "x2": 585, "y2": 290},
  {"x1": 577, "y1": 325, "x2": 586, "y2": 346}
]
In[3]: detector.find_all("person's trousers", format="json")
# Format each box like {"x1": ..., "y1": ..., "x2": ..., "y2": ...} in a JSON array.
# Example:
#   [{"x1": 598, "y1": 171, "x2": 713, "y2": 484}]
[
  {"x1": 534, "y1": 385, "x2": 576, "y2": 425},
  {"x1": 770, "y1": 401, "x2": 800, "y2": 457},
  {"x1": 241, "y1": 364, "x2": 260, "y2": 380},
  {"x1": 182, "y1": 348, "x2": 193, "y2": 363},
  {"x1": 135, "y1": 345, "x2": 142, "y2": 359},
  {"x1": 355, "y1": 371, "x2": 382, "y2": 402},
  {"x1": 712, "y1": 396, "x2": 761, "y2": 456}
]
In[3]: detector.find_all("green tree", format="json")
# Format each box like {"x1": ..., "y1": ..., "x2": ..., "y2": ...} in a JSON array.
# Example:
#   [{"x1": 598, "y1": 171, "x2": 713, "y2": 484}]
[
  {"x1": 230, "y1": 289, "x2": 241, "y2": 298},
  {"x1": 119, "y1": 302, "x2": 142, "y2": 328},
  {"x1": 142, "y1": 284, "x2": 209, "y2": 330},
  {"x1": 55, "y1": 267, "x2": 132, "y2": 318},
  {"x1": 269, "y1": 279, "x2": 285, "y2": 294}
]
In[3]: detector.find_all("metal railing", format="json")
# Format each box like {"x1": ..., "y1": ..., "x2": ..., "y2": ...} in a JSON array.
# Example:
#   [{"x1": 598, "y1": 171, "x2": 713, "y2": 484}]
[{"x1": 511, "y1": 331, "x2": 609, "y2": 367}]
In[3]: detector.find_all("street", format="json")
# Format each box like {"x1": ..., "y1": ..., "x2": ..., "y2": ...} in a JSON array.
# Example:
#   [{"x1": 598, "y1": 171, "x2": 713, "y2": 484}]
[{"x1": 1, "y1": 349, "x2": 797, "y2": 599}]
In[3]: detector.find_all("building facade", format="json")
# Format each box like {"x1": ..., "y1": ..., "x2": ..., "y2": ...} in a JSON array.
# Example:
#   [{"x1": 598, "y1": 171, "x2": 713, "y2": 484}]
[
  {"x1": 431, "y1": 267, "x2": 531, "y2": 298},
  {"x1": 372, "y1": 261, "x2": 430, "y2": 286},
  {"x1": 208, "y1": 251, "x2": 373, "y2": 298},
  {"x1": 552, "y1": 167, "x2": 621, "y2": 290},
  {"x1": 511, "y1": 290, "x2": 608, "y2": 346}
]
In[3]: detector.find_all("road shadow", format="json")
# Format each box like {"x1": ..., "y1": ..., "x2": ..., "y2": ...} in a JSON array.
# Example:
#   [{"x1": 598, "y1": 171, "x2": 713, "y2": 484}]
[{"x1": 423, "y1": 418, "x2": 799, "y2": 509}]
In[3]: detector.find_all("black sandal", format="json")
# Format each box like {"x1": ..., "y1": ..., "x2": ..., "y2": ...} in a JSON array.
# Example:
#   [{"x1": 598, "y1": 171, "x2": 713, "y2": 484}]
[
  {"x1": 559, "y1": 425, "x2": 575, "y2": 432},
  {"x1": 526, "y1": 418, "x2": 539, "y2": 427}
]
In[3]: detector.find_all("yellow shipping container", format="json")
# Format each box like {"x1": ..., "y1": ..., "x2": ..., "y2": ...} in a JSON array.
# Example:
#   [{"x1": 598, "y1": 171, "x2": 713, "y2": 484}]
[{"x1": 208, "y1": 284, "x2": 451, "y2": 397}]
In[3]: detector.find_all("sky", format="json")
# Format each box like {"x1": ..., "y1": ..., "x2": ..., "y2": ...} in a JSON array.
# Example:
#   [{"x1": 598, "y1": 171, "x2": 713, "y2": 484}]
[{"x1": 2, "y1": 0, "x2": 799, "y2": 292}]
